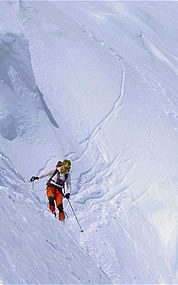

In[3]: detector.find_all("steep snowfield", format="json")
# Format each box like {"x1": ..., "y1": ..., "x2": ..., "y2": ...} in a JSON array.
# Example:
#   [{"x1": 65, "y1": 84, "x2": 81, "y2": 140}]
[
  {"x1": 0, "y1": 152, "x2": 109, "y2": 284},
  {"x1": 0, "y1": 1, "x2": 177, "y2": 284}
]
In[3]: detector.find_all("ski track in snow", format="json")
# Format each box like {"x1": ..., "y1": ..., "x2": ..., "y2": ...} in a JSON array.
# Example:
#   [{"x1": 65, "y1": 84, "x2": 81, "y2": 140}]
[
  {"x1": 75, "y1": 147, "x2": 136, "y2": 212},
  {"x1": 71, "y1": 23, "x2": 154, "y2": 208},
  {"x1": 69, "y1": 24, "x2": 127, "y2": 164},
  {"x1": 80, "y1": 25, "x2": 127, "y2": 144},
  {"x1": 69, "y1": 24, "x2": 131, "y2": 207},
  {"x1": 70, "y1": 24, "x2": 138, "y2": 225},
  {"x1": 72, "y1": 23, "x2": 178, "y2": 221}
]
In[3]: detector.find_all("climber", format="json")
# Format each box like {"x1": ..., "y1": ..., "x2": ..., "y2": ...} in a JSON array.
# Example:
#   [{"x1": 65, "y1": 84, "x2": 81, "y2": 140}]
[{"x1": 30, "y1": 160, "x2": 71, "y2": 222}]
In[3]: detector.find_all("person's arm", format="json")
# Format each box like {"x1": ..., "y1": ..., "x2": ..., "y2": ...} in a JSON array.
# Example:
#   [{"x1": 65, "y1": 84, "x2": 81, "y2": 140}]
[
  {"x1": 38, "y1": 168, "x2": 55, "y2": 179},
  {"x1": 64, "y1": 173, "x2": 71, "y2": 199},
  {"x1": 30, "y1": 168, "x2": 55, "y2": 182}
]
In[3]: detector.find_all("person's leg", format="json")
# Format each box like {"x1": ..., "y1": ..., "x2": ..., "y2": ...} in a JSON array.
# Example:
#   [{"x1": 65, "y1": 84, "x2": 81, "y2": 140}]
[
  {"x1": 56, "y1": 190, "x2": 65, "y2": 221},
  {"x1": 46, "y1": 186, "x2": 56, "y2": 215}
]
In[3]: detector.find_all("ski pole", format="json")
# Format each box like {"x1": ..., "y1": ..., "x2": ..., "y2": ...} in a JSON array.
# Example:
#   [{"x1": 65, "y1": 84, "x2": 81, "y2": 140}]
[{"x1": 68, "y1": 199, "x2": 84, "y2": 232}]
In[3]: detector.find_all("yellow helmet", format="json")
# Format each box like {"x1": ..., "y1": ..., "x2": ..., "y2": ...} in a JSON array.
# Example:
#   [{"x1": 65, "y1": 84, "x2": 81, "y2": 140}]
[{"x1": 62, "y1": 159, "x2": 71, "y2": 171}]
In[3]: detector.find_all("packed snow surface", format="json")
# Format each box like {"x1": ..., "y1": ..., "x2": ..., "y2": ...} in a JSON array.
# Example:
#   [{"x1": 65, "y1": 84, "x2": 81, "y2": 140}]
[{"x1": 0, "y1": 1, "x2": 177, "y2": 284}]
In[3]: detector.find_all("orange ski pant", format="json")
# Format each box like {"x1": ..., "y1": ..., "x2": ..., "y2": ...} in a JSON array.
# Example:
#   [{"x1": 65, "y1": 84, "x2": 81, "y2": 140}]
[
  {"x1": 46, "y1": 186, "x2": 65, "y2": 221},
  {"x1": 46, "y1": 186, "x2": 63, "y2": 207}
]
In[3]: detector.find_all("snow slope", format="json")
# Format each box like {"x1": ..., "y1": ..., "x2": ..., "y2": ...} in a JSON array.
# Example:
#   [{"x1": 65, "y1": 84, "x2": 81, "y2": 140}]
[
  {"x1": 0, "y1": 1, "x2": 177, "y2": 284},
  {"x1": 0, "y1": 153, "x2": 109, "y2": 284}
]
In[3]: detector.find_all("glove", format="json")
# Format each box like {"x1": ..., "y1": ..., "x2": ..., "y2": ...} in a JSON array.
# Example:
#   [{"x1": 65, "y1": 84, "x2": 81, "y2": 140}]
[
  {"x1": 30, "y1": 176, "x2": 39, "y2": 182},
  {"x1": 65, "y1": 193, "x2": 70, "y2": 199}
]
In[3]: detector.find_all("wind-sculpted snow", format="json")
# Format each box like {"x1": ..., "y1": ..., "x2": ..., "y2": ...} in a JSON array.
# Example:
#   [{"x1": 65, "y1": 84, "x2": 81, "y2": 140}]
[{"x1": 0, "y1": 1, "x2": 177, "y2": 284}]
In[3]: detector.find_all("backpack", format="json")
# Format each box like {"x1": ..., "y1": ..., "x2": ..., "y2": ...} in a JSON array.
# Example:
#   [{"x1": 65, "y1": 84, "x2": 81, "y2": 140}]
[{"x1": 47, "y1": 161, "x2": 69, "y2": 188}]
